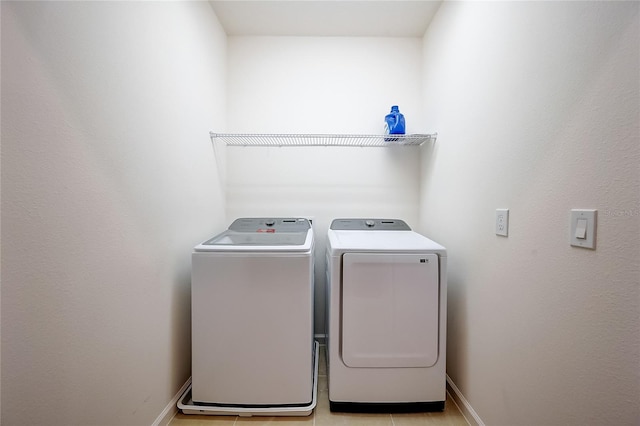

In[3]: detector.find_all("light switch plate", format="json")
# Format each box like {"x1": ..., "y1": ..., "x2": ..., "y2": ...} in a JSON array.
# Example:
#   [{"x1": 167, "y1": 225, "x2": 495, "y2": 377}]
[
  {"x1": 570, "y1": 209, "x2": 597, "y2": 249},
  {"x1": 496, "y1": 209, "x2": 509, "y2": 237}
]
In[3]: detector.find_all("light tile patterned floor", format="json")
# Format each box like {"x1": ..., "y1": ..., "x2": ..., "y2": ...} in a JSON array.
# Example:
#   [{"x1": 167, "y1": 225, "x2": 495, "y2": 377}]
[{"x1": 170, "y1": 347, "x2": 468, "y2": 426}]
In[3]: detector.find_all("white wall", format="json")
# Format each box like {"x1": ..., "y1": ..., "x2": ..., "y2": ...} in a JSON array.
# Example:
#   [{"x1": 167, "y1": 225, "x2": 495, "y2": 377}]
[
  {"x1": 420, "y1": 2, "x2": 639, "y2": 425},
  {"x1": 225, "y1": 36, "x2": 425, "y2": 335},
  {"x1": 1, "y1": 2, "x2": 226, "y2": 425}
]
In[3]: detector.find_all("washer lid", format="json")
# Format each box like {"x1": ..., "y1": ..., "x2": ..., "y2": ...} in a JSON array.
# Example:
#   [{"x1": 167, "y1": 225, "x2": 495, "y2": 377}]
[
  {"x1": 195, "y1": 218, "x2": 313, "y2": 252},
  {"x1": 203, "y1": 230, "x2": 308, "y2": 246}
]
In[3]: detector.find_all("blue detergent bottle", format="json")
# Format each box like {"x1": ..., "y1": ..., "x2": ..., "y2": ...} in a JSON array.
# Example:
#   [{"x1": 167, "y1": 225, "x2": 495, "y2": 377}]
[{"x1": 384, "y1": 105, "x2": 406, "y2": 140}]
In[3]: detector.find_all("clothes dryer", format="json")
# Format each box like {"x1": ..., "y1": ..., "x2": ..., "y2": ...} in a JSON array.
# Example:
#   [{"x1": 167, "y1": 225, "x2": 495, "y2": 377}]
[
  {"x1": 179, "y1": 217, "x2": 318, "y2": 416},
  {"x1": 326, "y1": 218, "x2": 447, "y2": 412}
]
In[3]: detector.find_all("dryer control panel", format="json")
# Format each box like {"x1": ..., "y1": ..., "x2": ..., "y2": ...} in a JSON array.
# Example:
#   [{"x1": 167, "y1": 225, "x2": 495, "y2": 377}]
[{"x1": 330, "y1": 218, "x2": 411, "y2": 231}]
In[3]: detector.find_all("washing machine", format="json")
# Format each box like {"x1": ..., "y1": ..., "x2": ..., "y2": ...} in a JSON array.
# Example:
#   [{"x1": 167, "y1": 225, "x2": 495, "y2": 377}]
[
  {"x1": 179, "y1": 217, "x2": 318, "y2": 416},
  {"x1": 325, "y1": 218, "x2": 447, "y2": 412}
]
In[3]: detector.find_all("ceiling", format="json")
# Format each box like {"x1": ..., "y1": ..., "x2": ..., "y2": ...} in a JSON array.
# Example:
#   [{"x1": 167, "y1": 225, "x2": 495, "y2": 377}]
[{"x1": 208, "y1": 1, "x2": 443, "y2": 37}]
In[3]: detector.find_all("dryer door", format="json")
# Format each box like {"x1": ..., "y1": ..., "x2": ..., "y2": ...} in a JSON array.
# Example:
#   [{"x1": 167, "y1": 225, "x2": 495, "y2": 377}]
[{"x1": 341, "y1": 252, "x2": 439, "y2": 368}]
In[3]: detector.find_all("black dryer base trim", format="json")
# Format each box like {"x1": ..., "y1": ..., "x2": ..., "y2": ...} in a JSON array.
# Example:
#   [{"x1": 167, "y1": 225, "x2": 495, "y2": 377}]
[{"x1": 329, "y1": 400, "x2": 445, "y2": 413}]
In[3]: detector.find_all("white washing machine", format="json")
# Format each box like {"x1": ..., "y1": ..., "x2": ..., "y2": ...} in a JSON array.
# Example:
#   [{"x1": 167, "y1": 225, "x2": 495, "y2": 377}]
[
  {"x1": 326, "y1": 218, "x2": 447, "y2": 412},
  {"x1": 179, "y1": 217, "x2": 318, "y2": 417}
]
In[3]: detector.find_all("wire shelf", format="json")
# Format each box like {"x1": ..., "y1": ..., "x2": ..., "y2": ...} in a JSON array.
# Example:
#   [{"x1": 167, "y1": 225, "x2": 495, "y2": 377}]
[{"x1": 209, "y1": 132, "x2": 437, "y2": 147}]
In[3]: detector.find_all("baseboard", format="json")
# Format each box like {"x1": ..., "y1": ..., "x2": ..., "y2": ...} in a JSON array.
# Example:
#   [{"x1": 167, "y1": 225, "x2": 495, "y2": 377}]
[
  {"x1": 446, "y1": 375, "x2": 485, "y2": 426},
  {"x1": 152, "y1": 377, "x2": 192, "y2": 426}
]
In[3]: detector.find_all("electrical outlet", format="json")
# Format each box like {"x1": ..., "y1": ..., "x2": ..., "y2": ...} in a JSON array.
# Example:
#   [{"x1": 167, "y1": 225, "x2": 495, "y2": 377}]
[{"x1": 496, "y1": 209, "x2": 509, "y2": 237}]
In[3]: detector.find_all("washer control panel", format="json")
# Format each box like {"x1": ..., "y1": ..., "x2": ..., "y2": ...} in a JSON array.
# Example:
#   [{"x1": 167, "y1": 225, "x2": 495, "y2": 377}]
[{"x1": 229, "y1": 217, "x2": 311, "y2": 232}]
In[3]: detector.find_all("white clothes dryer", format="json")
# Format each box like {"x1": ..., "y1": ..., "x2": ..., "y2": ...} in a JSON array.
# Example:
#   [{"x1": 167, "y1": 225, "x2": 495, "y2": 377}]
[
  {"x1": 179, "y1": 218, "x2": 318, "y2": 417},
  {"x1": 326, "y1": 218, "x2": 447, "y2": 412}
]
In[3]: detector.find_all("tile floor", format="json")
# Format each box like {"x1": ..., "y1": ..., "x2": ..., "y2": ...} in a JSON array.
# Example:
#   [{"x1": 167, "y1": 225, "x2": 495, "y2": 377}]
[{"x1": 170, "y1": 346, "x2": 469, "y2": 426}]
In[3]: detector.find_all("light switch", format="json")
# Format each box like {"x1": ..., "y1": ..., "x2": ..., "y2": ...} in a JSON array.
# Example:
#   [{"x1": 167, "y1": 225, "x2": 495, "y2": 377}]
[
  {"x1": 575, "y1": 219, "x2": 587, "y2": 239},
  {"x1": 570, "y1": 209, "x2": 597, "y2": 249}
]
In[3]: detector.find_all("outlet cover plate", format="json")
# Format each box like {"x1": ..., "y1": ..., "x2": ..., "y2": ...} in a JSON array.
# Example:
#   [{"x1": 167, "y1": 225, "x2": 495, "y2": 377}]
[{"x1": 496, "y1": 209, "x2": 509, "y2": 237}]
